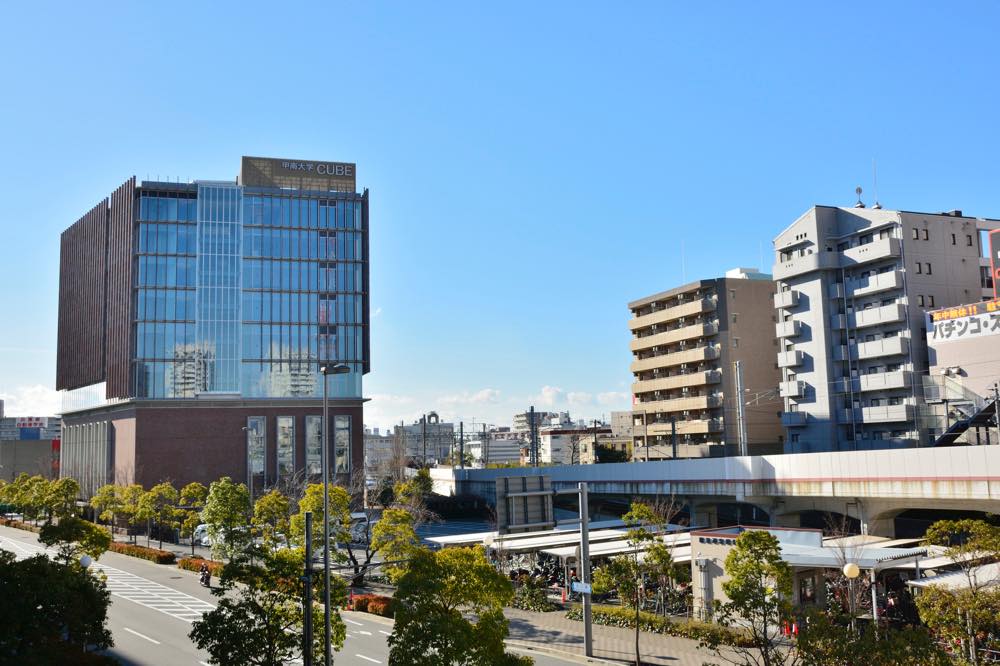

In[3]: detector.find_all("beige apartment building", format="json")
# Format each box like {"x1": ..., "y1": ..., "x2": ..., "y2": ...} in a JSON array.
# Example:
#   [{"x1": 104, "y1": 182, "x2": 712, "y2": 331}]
[{"x1": 628, "y1": 268, "x2": 784, "y2": 459}]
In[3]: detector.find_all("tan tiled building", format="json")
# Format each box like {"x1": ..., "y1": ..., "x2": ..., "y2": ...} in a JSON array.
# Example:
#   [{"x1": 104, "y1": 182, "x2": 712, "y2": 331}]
[{"x1": 628, "y1": 268, "x2": 783, "y2": 459}]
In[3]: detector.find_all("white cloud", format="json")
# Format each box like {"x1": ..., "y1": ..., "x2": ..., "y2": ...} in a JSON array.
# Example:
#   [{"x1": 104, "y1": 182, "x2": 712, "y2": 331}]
[
  {"x1": 538, "y1": 385, "x2": 564, "y2": 407},
  {"x1": 597, "y1": 391, "x2": 630, "y2": 406},
  {"x1": 567, "y1": 391, "x2": 593, "y2": 405},
  {"x1": 0, "y1": 385, "x2": 62, "y2": 417},
  {"x1": 439, "y1": 388, "x2": 501, "y2": 406},
  {"x1": 373, "y1": 307, "x2": 383, "y2": 317}
]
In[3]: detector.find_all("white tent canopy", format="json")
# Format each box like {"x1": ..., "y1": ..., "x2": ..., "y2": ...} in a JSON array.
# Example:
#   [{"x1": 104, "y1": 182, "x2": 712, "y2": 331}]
[{"x1": 907, "y1": 562, "x2": 1000, "y2": 591}]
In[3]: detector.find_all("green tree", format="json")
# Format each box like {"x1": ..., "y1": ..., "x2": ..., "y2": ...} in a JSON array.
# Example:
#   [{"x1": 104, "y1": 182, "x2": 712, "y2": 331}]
[
  {"x1": 9, "y1": 474, "x2": 50, "y2": 524},
  {"x1": 796, "y1": 608, "x2": 951, "y2": 666},
  {"x1": 595, "y1": 444, "x2": 630, "y2": 463},
  {"x1": 701, "y1": 529, "x2": 794, "y2": 666},
  {"x1": 179, "y1": 481, "x2": 209, "y2": 556},
  {"x1": 44, "y1": 477, "x2": 80, "y2": 521},
  {"x1": 201, "y1": 477, "x2": 251, "y2": 559},
  {"x1": 388, "y1": 546, "x2": 532, "y2": 666},
  {"x1": 397, "y1": 468, "x2": 434, "y2": 506},
  {"x1": 90, "y1": 484, "x2": 123, "y2": 532},
  {"x1": 371, "y1": 507, "x2": 421, "y2": 581},
  {"x1": 139, "y1": 482, "x2": 180, "y2": 549},
  {"x1": 252, "y1": 489, "x2": 291, "y2": 553},
  {"x1": 190, "y1": 546, "x2": 344, "y2": 666},
  {"x1": 289, "y1": 482, "x2": 351, "y2": 558},
  {"x1": 118, "y1": 483, "x2": 146, "y2": 543},
  {"x1": 0, "y1": 550, "x2": 114, "y2": 661},
  {"x1": 39, "y1": 517, "x2": 112, "y2": 564},
  {"x1": 917, "y1": 518, "x2": 1000, "y2": 664}
]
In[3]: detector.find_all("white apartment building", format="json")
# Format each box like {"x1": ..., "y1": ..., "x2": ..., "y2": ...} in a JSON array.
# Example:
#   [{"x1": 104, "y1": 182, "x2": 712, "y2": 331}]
[{"x1": 773, "y1": 204, "x2": 999, "y2": 452}]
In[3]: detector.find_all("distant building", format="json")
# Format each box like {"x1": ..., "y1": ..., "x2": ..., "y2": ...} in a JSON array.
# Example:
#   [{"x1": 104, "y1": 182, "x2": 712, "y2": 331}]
[
  {"x1": 579, "y1": 432, "x2": 632, "y2": 464},
  {"x1": 629, "y1": 268, "x2": 782, "y2": 459},
  {"x1": 394, "y1": 412, "x2": 454, "y2": 465},
  {"x1": 0, "y1": 416, "x2": 61, "y2": 481},
  {"x1": 537, "y1": 424, "x2": 611, "y2": 465},
  {"x1": 467, "y1": 427, "x2": 523, "y2": 466},
  {"x1": 363, "y1": 427, "x2": 397, "y2": 476},
  {"x1": 610, "y1": 411, "x2": 633, "y2": 438},
  {"x1": 512, "y1": 410, "x2": 566, "y2": 435},
  {"x1": 773, "y1": 205, "x2": 1000, "y2": 452}
]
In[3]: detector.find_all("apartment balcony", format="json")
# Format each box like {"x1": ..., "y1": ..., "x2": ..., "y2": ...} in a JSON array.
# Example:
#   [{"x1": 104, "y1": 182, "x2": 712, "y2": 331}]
[
  {"x1": 646, "y1": 418, "x2": 723, "y2": 436},
  {"x1": 777, "y1": 350, "x2": 804, "y2": 368},
  {"x1": 840, "y1": 404, "x2": 915, "y2": 424},
  {"x1": 775, "y1": 320, "x2": 802, "y2": 338},
  {"x1": 634, "y1": 394, "x2": 723, "y2": 414},
  {"x1": 856, "y1": 337, "x2": 909, "y2": 360},
  {"x1": 830, "y1": 314, "x2": 847, "y2": 330},
  {"x1": 773, "y1": 252, "x2": 840, "y2": 281},
  {"x1": 629, "y1": 298, "x2": 717, "y2": 331},
  {"x1": 829, "y1": 282, "x2": 845, "y2": 299},
  {"x1": 629, "y1": 345, "x2": 720, "y2": 373},
  {"x1": 833, "y1": 345, "x2": 850, "y2": 362},
  {"x1": 841, "y1": 238, "x2": 901, "y2": 266},
  {"x1": 779, "y1": 380, "x2": 806, "y2": 398},
  {"x1": 849, "y1": 270, "x2": 903, "y2": 298},
  {"x1": 632, "y1": 370, "x2": 722, "y2": 395},
  {"x1": 781, "y1": 411, "x2": 808, "y2": 427},
  {"x1": 629, "y1": 322, "x2": 718, "y2": 353},
  {"x1": 858, "y1": 370, "x2": 912, "y2": 393},
  {"x1": 774, "y1": 290, "x2": 800, "y2": 309},
  {"x1": 849, "y1": 303, "x2": 906, "y2": 329}
]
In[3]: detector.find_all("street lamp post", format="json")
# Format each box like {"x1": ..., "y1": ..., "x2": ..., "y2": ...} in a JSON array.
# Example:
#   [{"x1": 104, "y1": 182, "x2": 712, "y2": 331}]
[
  {"x1": 320, "y1": 363, "x2": 351, "y2": 666},
  {"x1": 843, "y1": 562, "x2": 860, "y2": 634}
]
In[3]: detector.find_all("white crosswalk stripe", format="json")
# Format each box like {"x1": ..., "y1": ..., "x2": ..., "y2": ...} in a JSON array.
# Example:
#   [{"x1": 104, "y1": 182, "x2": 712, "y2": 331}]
[{"x1": 0, "y1": 535, "x2": 215, "y2": 623}]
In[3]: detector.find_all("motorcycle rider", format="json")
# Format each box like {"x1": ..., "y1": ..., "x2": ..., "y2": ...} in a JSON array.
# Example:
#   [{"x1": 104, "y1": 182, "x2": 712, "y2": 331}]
[{"x1": 199, "y1": 562, "x2": 211, "y2": 587}]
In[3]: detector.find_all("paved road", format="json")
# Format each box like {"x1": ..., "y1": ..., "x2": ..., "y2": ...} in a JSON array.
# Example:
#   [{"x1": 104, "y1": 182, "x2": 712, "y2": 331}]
[{"x1": 0, "y1": 525, "x2": 586, "y2": 666}]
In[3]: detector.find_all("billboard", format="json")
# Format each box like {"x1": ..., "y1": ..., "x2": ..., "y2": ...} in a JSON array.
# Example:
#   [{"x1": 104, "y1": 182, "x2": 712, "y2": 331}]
[
  {"x1": 927, "y1": 299, "x2": 1000, "y2": 343},
  {"x1": 16, "y1": 417, "x2": 48, "y2": 428}
]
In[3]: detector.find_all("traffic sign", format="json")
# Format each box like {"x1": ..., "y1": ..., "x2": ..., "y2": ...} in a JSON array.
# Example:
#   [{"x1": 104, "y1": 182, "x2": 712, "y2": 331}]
[{"x1": 571, "y1": 581, "x2": 592, "y2": 594}]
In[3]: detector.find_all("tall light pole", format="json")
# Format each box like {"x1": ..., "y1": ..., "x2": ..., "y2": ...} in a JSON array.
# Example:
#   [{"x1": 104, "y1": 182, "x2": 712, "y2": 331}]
[{"x1": 320, "y1": 363, "x2": 350, "y2": 666}]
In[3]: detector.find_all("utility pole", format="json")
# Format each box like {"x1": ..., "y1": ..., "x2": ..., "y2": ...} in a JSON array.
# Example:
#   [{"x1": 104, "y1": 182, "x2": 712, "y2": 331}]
[
  {"x1": 459, "y1": 421, "x2": 465, "y2": 469},
  {"x1": 735, "y1": 361, "x2": 749, "y2": 457},
  {"x1": 529, "y1": 406, "x2": 538, "y2": 466},
  {"x1": 579, "y1": 482, "x2": 593, "y2": 657},
  {"x1": 303, "y1": 511, "x2": 313, "y2": 666},
  {"x1": 482, "y1": 424, "x2": 489, "y2": 466},
  {"x1": 994, "y1": 383, "x2": 1000, "y2": 446},
  {"x1": 670, "y1": 416, "x2": 677, "y2": 459}
]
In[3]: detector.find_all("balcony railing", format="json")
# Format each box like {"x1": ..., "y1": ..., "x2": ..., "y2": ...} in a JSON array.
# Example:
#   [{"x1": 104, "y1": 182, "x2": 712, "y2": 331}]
[
  {"x1": 773, "y1": 252, "x2": 840, "y2": 280},
  {"x1": 632, "y1": 370, "x2": 722, "y2": 395},
  {"x1": 849, "y1": 303, "x2": 905, "y2": 329},
  {"x1": 630, "y1": 345, "x2": 720, "y2": 373},
  {"x1": 629, "y1": 298, "x2": 717, "y2": 331},
  {"x1": 629, "y1": 322, "x2": 718, "y2": 352},
  {"x1": 634, "y1": 394, "x2": 723, "y2": 414},
  {"x1": 779, "y1": 380, "x2": 806, "y2": 398},
  {"x1": 646, "y1": 418, "x2": 723, "y2": 436},
  {"x1": 856, "y1": 337, "x2": 909, "y2": 360},
  {"x1": 840, "y1": 404, "x2": 914, "y2": 424},
  {"x1": 841, "y1": 238, "x2": 901, "y2": 266},
  {"x1": 774, "y1": 290, "x2": 799, "y2": 309},
  {"x1": 858, "y1": 370, "x2": 912, "y2": 393},
  {"x1": 848, "y1": 269, "x2": 903, "y2": 298},
  {"x1": 775, "y1": 320, "x2": 802, "y2": 338},
  {"x1": 777, "y1": 350, "x2": 804, "y2": 368}
]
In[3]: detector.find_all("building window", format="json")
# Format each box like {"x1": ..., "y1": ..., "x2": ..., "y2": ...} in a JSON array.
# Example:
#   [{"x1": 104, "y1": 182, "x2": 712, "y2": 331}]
[
  {"x1": 889, "y1": 397, "x2": 902, "y2": 406},
  {"x1": 952, "y1": 233, "x2": 957, "y2": 245},
  {"x1": 246, "y1": 416, "x2": 266, "y2": 486},
  {"x1": 925, "y1": 263, "x2": 932, "y2": 275},
  {"x1": 928, "y1": 295, "x2": 935, "y2": 307},
  {"x1": 791, "y1": 434, "x2": 800, "y2": 443},
  {"x1": 729, "y1": 289, "x2": 736, "y2": 299},
  {"x1": 277, "y1": 416, "x2": 295, "y2": 479},
  {"x1": 912, "y1": 228, "x2": 919, "y2": 240},
  {"x1": 305, "y1": 415, "x2": 322, "y2": 475},
  {"x1": 334, "y1": 415, "x2": 351, "y2": 474},
  {"x1": 967, "y1": 234, "x2": 974, "y2": 246},
  {"x1": 917, "y1": 295, "x2": 925, "y2": 306},
  {"x1": 731, "y1": 313, "x2": 738, "y2": 323},
  {"x1": 923, "y1": 229, "x2": 929, "y2": 240},
  {"x1": 733, "y1": 338, "x2": 739, "y2": 348},
  {"x1": 915, "y1": 262, "x2": 922, "y2": 274}
]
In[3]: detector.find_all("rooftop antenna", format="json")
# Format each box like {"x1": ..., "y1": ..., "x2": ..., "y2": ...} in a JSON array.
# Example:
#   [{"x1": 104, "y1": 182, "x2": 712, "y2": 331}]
[
  {"x1": 854, "y1": 186, "x2": 865, "y2": 208},
  {"x1": 871, "y1": 159, "x2": 882, "y2": 209}
]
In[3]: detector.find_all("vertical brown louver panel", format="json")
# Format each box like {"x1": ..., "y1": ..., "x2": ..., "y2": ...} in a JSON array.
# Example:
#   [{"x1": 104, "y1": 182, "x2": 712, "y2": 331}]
[
  {"x1": 105, "y1": 177, "x2": 137, "y2": 400},
  {"x1": 56, "y1": 201, "x2": 109, "y2": 390},
  {"x1": 360, "y1": 189, "x2": 371, "y2": 374}
]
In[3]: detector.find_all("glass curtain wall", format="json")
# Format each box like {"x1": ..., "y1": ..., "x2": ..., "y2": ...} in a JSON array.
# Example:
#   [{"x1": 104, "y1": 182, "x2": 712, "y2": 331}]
[
  {"x1": 196, "y1": 184, "x2": 242, "y2": 393},
  {"x1": 134, "y1": 192, "x2": 198, "y2": 397},
  {"x1": 241, "y1": 191, "x2": 363, "y2": 398}
]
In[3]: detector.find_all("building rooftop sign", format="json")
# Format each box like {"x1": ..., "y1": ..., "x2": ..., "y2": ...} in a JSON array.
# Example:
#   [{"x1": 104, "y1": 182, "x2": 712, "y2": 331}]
[{"x1": 239, "y1": 156, "x2": 357, "y2": 192}]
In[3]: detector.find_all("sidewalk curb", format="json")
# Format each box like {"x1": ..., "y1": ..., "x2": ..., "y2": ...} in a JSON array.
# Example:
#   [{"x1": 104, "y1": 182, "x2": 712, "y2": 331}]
[{"x1": 505, "y1": 640, "x2": 621, "y2": 665}]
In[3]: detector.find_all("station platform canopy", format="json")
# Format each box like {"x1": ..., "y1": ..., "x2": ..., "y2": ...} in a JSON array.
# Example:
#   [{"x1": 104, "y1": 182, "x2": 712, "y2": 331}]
[{"x1": 426, "y1": 519, "x2": 625, "y2": 548}]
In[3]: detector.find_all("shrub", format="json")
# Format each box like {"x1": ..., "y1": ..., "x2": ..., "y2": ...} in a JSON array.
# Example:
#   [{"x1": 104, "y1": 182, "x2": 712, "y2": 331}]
[
  {"x1": 511, "y1": 585, "x2": 557, "y2": 612},
  {"x1": 108, "y1": 541, "x2": 176, "y2": 564},
  {"x1": 178, "y1": 557, "x2": 223, "y2": 576},
  {"x1": 0, "y1": 517, "x2": 41, "y2": 533},
  {"x1": 565, "y1": 604, "x2": 751, "y2": 647},
  {"x1": 352, "y1": 593, "x2": 394, "y2": 616}
]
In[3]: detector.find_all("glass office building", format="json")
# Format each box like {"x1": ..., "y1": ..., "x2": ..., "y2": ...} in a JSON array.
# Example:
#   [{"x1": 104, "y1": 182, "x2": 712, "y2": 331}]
[{"x1": 57, "y1": 157, "x2": 369, "y2": 496}]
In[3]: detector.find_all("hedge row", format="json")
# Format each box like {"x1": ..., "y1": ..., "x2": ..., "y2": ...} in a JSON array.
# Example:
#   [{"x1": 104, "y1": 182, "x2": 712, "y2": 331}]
[
  {"x1": 0, "y1": 517, "x2": 41, "y2": 533},
  {"x1": 565, "y1": 604, "x2": 752, "y2": 647},
  {"x1": 178, "y1": 557, "x2": 224, "y2": 576},
  {"x1": 352, "y1": 593, "x2": 395, "y2": 618},
  {"x1": 108, "y1": 541, "x2": 176, "y2": 564}
]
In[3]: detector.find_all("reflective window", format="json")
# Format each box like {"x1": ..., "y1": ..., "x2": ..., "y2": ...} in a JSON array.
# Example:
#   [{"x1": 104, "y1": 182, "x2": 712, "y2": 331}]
[
  {"x1": 334, "y1": 415, "x2": 351, "y2": 474},
  {"x1": 305, "y1": 416, "x2": 322, "y2": 476},
  {"x1": 276, "y1": 416, "x2": 295, "y2": 479}
]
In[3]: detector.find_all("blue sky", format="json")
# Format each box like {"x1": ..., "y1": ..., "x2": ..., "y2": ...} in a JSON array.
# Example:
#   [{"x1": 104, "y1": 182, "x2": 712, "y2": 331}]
[{"x1": 1, "y1": 2, "x2": 999, "y2": 430}]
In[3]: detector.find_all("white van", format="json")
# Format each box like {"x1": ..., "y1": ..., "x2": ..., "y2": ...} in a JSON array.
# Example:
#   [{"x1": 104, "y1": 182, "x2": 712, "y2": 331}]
[{"x1": 192, "y1": 524, "x2": 213, "y2": 547}]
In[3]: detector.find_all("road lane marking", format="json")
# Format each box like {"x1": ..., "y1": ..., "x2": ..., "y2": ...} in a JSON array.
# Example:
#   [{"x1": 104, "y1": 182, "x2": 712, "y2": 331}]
[
  {"x1": 358, "y1": 630, "x2": 372, "y2": 635},
  {"x1": 355, "y1": 655, "x2": 381, "y2": 664},
  {"x1": 345, "y1": 618, "x2": 364, "y2": 626},
  {"x1": 123, "y1": 627, "x2": 160, "y2": 644},
  {"x1": 379, "y1": 630, "x2": 391, "y2": 636}
]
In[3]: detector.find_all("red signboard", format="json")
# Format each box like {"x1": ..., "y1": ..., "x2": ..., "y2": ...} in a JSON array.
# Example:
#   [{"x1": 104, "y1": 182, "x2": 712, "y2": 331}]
[{"x1": 15, "y1": 417, "x2": 48, "y2": 428}]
